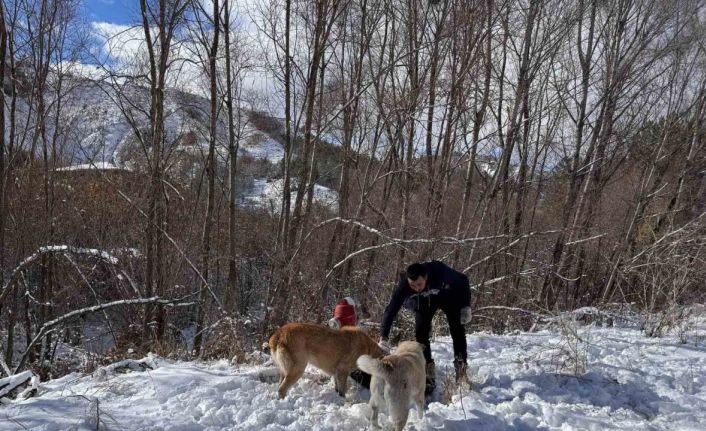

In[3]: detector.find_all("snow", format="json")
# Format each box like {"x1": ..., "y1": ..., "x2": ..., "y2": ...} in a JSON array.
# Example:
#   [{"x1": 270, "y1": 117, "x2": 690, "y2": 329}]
[
  {"x1": 2, "y1": 319, "x2": 706, "y2": 430},
  {"x1": 55, "y1": 162, "x2": 128, "y2": 172},
  {"x1": 0, "y1": 371, "x2": 33, "y2": 398},
  {"x1": 241, "y1": 134, "x2": 285, "y2": 164},
  {"x1": 240, "y1": 178, "x2": 339, "y2": 213},
  {"x1": 37, "y1": 246, "x2": 120, "y2": 265}
]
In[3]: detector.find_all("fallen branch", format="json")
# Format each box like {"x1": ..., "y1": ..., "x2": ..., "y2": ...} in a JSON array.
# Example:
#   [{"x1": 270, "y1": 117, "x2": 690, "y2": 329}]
[{"x1": 0, "y1": 371, "x2": 33, "y2": 399}]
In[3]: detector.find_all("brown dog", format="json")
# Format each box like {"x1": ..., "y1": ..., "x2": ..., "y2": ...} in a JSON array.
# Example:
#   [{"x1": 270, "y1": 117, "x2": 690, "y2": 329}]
[{"x1": 269, "y1": 322, "x2": 384, "y2": 399}]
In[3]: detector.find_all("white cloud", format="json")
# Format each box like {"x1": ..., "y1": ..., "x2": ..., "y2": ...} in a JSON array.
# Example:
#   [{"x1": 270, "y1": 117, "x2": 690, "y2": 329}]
[
  {"x1": 92, "y1": 21, "x2": 147, "y2": 67},
  {"x1": 89, "y1": 11, "x2": 275, "y2": 104}
]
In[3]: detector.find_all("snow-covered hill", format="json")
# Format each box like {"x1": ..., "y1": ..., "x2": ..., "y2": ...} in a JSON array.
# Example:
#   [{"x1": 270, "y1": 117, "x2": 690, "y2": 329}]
[
  {"x1": 2, "y1": 318, "x2": 705, "y2": 430},
  {"x1": 52, "y1": 78, "x2": 285, "y2": 167},
  {"x1": 23, "y1": 76, "x2": 341, "y2": 214}
]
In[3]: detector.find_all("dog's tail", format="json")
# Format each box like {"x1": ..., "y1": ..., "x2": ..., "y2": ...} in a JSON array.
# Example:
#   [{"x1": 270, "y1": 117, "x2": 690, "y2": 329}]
[
  {"x1": 357, "y1": 355, "x2": 392, "y2": 381},
  {"x1": 269, "y1": 330, "x2": 294, "y2": 372},
  {"x1": 268, "y1": 330, "x2": 280, "y2": 355}
]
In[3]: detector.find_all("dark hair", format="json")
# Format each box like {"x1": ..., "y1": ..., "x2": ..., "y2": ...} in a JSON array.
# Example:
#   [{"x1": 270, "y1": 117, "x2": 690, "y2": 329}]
[{"x1": 405, "y1": 263, "x2": 427, "y2": 280}]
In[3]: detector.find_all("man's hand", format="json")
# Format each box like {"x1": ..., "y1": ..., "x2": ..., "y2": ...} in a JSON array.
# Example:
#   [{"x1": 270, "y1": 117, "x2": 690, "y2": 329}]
[
  {"x1": 328, "y1": 318, "x2": 341, "y2": 329},
  {"x1": 378, "y1": 338, "x2": 391, "y2": 353},
  {"x1": 460, "y1": 306, "x2": 472, "y2": 324}
]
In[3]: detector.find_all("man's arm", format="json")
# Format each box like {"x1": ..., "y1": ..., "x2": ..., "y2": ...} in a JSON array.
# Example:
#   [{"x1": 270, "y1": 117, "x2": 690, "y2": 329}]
[
  {"x1": 442, "y1": 263, "x2": 471, "y2": 307},
  {"x1": 379, "y1": 276, "x2": 409, "y2": 339},
  {"x1": 457, "y1": 272, "x2": 471, "y2": 307},
  {"x1": 441, "y1": 264, "x2": 472, "y2": 324}
]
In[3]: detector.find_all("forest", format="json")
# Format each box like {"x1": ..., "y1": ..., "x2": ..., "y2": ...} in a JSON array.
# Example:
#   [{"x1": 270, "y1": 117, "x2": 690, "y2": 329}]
[{"x1": 0, "y1": 0, "x2": 704, "y2": 378}]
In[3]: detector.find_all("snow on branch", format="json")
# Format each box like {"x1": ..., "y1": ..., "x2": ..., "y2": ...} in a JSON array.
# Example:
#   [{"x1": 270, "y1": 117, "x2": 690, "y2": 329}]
[
  {"x1": 14, "y1": 296, "x2": 186, "y2": 373},
  {"x1": 24, "y1": 245, "x2": 118, "y2": 267},
  {"x1": 0, "y1": 371, "x2": 34, "y2": 399},
  {"x1": 320, "y1": 224, "x2": 600, "y2": 289},
  {"x1": 309, "y1": 218, "x2": 561, "y2": 249},
  {"x1": 0, "y1": 245, "x2": 123, "y2": 307},
  {"x1": 470, "y1": 271, "x2": 536, "y2": 290},
  {"x1": 312, "y1": 221, "x2": 608, "y2": 281},
  {"x1": 309, "y1": 218, "x2": 560, "y2": 279},
  {"x1": 42, "y1": 246, "x2": 118, "y2": 264}
]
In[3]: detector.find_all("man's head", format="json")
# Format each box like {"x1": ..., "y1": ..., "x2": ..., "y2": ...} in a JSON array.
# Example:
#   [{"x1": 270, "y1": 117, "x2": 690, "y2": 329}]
[{"x1": 406, "y1": 263, "x2": 428, "y2": 292}]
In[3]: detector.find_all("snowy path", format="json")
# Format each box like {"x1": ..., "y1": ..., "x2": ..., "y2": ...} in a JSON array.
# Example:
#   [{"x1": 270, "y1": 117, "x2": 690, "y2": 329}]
[{"x1": 2, "y1": 324, "x2": 705, "y2": 430}]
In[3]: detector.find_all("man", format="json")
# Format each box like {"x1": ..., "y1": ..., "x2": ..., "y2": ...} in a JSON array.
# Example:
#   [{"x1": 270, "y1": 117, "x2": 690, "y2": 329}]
[{"x1": 379, "y1": 261, "x2": 472, "y2": 394}]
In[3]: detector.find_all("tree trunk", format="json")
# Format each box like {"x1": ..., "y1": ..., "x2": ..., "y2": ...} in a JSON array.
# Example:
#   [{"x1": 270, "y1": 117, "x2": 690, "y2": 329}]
[
  {"x1": 539, "y1": 0, "x2": 597, "y2": 308},
  {"x1": 0, "y1": 0, "x2": 7, "y2": 294},
  {"x1": 195, "y1": 0, "x2": 221, "y2": 355},
  {"x1": 224, "y1": 0, "x2": 241, "y2": 314}
]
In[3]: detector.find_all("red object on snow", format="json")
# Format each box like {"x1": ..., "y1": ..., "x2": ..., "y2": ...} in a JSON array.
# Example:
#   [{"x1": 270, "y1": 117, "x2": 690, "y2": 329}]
[{"x1": 334, "y1": 299, "x2": 357, "y2": 327}]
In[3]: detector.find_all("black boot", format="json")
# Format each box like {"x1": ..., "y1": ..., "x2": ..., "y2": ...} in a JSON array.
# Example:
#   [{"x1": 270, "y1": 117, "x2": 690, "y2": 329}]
[
  {"x1": 425, "y1": 361, "x2": 436, "y2": 395},
  {"x1": 454, "y1": 358, "x2": 468, "y2": 384},
  {"x1": 350, "y1": 369, "x2": 371, "y2": 389}
]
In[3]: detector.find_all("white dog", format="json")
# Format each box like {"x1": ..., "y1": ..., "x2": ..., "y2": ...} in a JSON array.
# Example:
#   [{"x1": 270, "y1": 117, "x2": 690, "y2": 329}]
[{"x1": 357, "y1": 341, "x2": 426, "y2": 430}]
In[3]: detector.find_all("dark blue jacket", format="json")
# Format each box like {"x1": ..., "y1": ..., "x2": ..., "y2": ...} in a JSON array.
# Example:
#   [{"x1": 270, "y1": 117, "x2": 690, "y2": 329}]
[{"x1": 380, "y1": 261, "x2": 470, "y2": 339}]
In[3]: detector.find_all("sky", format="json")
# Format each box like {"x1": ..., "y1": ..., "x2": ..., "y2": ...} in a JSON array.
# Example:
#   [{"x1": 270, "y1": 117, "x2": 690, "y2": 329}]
[
  {"x1": 79, "y1": 0, "x2": 276, "y2": 109},
  {"x1": 83, "y1": 0, "x2": 136, "y2": 25}
]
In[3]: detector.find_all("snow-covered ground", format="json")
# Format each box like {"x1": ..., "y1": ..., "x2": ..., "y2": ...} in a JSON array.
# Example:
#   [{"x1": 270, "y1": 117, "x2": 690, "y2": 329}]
[
  {"x1": 2, "y1": 319, "x2": 705, "y2": 430},
  {"x1": 239, "y1": 178, "x2": 339, "y2": 213},
  {"x1": 241, "y1": 132, "x2": 285, "y2": 164}
]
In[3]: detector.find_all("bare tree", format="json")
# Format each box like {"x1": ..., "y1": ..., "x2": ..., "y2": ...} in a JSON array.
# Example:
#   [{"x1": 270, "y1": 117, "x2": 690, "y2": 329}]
[
  {"x1": 194, "y1": 0, "x2": 221, "y2": 355},
  {"x1": 139, "y1": 0, "x2": 192, "y2": 342}
]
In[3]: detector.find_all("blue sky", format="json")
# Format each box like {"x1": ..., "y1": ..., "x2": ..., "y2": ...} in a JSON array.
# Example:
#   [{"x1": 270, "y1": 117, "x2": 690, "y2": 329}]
[{"x1": 83, "y1": 0, "x2": 136, "y2": 25}]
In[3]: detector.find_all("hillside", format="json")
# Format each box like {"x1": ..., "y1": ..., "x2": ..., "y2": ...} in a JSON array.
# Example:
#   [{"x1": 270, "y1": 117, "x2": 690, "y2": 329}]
[{"x1": 33, "y1": 76, "x2": 340, "y2": 211}]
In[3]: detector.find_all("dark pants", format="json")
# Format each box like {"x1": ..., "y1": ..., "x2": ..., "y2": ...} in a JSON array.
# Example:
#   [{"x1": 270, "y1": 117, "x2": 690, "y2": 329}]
[
  {"x1": 415, "y1": 304, "x2": 467, "y2": 364},
  {"x1": 350, "y1": 369, "x2": 371, "y2": 388}
]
